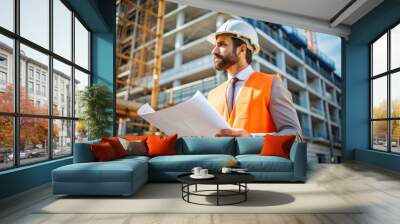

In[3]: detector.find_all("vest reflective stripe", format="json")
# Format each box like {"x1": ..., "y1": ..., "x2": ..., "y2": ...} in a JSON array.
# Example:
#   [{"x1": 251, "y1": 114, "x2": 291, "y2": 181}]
[{"x1": 207, "y1": 72, "x2": 277, "y2": 133}]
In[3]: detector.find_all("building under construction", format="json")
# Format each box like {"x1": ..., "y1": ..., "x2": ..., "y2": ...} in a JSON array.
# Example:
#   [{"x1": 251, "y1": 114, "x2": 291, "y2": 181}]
[{"x1": 116, "y1": 0, "x2": 342, "y2": 161}]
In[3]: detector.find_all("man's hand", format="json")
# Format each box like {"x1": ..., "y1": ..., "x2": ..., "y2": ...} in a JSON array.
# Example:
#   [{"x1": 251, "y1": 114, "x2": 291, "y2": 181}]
[{"x1": 216, "y1": 128, "x2": 250, "y2": 137}]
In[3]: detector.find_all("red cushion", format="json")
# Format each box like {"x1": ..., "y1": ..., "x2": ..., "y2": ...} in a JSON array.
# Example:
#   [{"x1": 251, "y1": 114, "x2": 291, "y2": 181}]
[
  {"x1": 91, "y1": 142, "x2": 117, "y2": 162},
  {"x1": 259, "y1": 135, "x2": 296, "y2": 159},
  {"x1": 101, "y1": 137, "x2": 126, "y2": 158},
  {"x1": 146, "y1": 133, "x2": 178, "y2": 157}
]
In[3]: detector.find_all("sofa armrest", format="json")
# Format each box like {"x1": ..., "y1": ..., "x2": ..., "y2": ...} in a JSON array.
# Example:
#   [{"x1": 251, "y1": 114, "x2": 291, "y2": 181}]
[
  {"x1": 289, "y1": 142, "x2": 307, "y2": 181},
  {"x1": 73, "y1": 140, "x2": 100, "y2": 163}
]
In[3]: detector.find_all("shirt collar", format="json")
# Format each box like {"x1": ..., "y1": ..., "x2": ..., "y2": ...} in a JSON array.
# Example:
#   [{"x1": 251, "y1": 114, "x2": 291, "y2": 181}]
[{"x1": 227, "y1": 65, "x2": 254, "y2": 82}]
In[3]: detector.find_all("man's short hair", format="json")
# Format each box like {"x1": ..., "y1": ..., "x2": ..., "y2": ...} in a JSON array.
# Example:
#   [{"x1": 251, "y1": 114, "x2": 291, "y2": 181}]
[{"x1": 232, "y1": 37, "x2": 253, "y2": 64}]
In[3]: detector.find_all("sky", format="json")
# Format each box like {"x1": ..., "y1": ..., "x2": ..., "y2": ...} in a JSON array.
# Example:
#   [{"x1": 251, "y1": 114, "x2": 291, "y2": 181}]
[
  {"x1": 0, "y1": 0, "x2": 89, "y2": 73},
  {"x1": 371, "y1": 30, "x2": 400, "y2": 109},
  {"x1": 315, "y1": 32, "x2": 342, "y2": 77}
]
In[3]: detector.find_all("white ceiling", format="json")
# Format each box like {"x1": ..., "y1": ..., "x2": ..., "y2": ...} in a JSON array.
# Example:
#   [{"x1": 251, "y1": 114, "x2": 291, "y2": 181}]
[{"x1": 168, "y1": 0, "x2": 384, "y2": 38}]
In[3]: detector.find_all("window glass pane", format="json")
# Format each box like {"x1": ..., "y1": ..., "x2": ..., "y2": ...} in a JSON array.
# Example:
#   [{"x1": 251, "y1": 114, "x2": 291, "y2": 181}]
[
  {"x1": 20, "y1": 117, "x2": 49, "y2": 165},
  {"x1": 53, "y1": 0, "x2": 72, "y2": 60},
  {"x1": 391, "y1": 72, "x2": 400, "y2": 118},
  {"x1": 372, "y1": 120, "x2": 388, "y2": 151},
  {"x1": 0, "y1": 35, "x2": 14, "y2": 112},
  {"x1": 391, "y1": 24, "x2": 400, "y2": 70},
  {"x1": 53, "y1": 59, "x2": 72, "y2": 117},
  {"x1": 391, "y1": 120, "x2": 400, "y2": 153},
  {"x1": 75, "y1": 120, "x2": 88, "y2": 143},
  {"x1": 20, "y1": 44, "x2": 49, "y2": 115},
  {"x1": 74, "y1": 69, "x2": 89, "y2": 118},
  {"x1": 0, "y1": 116, "x2": 13, "y2": 170},
  {"x1": 20, "y1": 0, "x2": 49, "y2": 49},
  {"x1": 74, "y1": 18, "x2": 89, "y2": 70},
  {"x1": 53, "y1": 119, "x2": 72, "y2": 158},
  {"x1": 372, "y1": 33, "x2": 387, "y2": 76},
  {"x1": 0, "y1": 0, "x2": 14, "y2": 31},
  {"x1": 372, "y1": 76, "x2": 387, "y2": 119}
]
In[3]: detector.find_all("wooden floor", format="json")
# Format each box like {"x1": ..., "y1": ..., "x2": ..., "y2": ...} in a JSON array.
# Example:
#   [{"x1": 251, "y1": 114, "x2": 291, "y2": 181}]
[{"x1": 1, "y1": 161, "x2": 400, "y2": 224}]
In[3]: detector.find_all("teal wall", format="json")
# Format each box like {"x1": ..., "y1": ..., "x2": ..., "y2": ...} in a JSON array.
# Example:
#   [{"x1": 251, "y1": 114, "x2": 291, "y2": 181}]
[
  {"x1": 0, "y1": 158, "x2": 72, "y2": 199},
  {"x1": 0, "y1": 0, "x2": 115, "y2": 200},
  {"x1": 92, "y1": 32, "x2": 116, "y2": 136},
  {"x1": 344, "y1": 0, "x2": 400, "y2": 171},
  {"x1": 355, "y1": 149, "x2": 400, "y2": 172}
]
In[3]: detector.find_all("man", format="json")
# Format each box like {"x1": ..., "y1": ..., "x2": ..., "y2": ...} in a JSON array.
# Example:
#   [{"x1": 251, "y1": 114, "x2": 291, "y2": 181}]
[{"x1": 207, "y1": 19, "x2": 303, "y2": 139}]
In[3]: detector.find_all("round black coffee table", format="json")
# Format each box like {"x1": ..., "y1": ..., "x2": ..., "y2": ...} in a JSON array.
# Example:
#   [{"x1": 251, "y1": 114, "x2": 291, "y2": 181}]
[{"x1": 177, "y1": 172, "x2": 255, "y2": 206}]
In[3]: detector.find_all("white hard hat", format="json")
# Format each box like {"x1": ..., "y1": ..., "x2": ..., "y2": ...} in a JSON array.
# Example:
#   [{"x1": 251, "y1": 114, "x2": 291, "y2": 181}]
[{"x1": 207, "y1": 19, "x2": 260, "y2": 54}]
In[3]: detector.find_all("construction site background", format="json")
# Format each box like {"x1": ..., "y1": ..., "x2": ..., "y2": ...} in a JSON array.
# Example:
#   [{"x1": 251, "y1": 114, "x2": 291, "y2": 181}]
[{"x1": 115, "y1": 0, "x2": 343, "y2": 162}]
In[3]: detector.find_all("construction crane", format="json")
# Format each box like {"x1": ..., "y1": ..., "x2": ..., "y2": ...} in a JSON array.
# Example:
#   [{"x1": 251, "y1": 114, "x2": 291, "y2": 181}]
[
  {"x1": 304, "y1": 29, "x2": 318, "y2": 54},
  {"x1": 116, "y1": 0, "x2": 165, "y2": 136}
]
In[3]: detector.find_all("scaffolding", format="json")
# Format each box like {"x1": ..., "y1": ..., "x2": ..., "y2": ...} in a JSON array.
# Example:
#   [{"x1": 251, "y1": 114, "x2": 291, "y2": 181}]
[{"x1": 116, "y1": 0, "x2": 165, "y2": 136}]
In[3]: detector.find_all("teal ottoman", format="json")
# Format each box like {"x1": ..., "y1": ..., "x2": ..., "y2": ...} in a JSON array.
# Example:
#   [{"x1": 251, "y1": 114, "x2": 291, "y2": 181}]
[{"x1": 52, "y1": 156, "x2": 148, "y2": 196}]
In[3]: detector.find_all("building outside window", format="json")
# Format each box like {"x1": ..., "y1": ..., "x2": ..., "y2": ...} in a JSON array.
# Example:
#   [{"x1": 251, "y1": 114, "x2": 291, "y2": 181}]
[
  {"x1": 36, "y1": 83, "x2": 40, "y2": 95},
  {"x1": 28, "y1": 81, "x2": 34, "y2": 94},
  {"x1": 41, "y1": 85, "x2": 46, "y2": 97},
  {"x1": 41, "y1": 73, "x2": 46, "y2": 83},
  {"x1": 35, "y1": 70, "x2": 40, "y2": 81},
  {"x1": 0, "y1": 54, "x2": 7, "y2": 90},
  {"x1": 0, "y1": 54, "x2": 7, "y2": 67},
  {"x1": 54, "y1": 89, "x2": 58, "y2": 103},
  {"x1": 28, "y1": 67, "x2": 34, "y2": 80},
  {"x1": 0, "y1": 71, "x2": 7, "y2": 86}
]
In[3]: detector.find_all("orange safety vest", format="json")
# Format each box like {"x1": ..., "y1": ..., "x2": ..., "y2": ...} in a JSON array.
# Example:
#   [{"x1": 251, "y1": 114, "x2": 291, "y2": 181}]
[{"x1": 208, "y1": 72, "x2": 278, "y2": 133}]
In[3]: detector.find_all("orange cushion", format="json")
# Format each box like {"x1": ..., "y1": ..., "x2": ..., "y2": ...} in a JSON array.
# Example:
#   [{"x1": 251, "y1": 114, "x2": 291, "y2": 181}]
[
  {"x1": 124, "y1": 135, "x2": 148, "y2": 141},
  {"x1": 101, "y1": 137, "x2": 126, "y2": 158},
  {"x1": 91, "y1": 142, "x2": 117, "y2": 162},
  {"x1": 259, "y1": 135, "x2": 296, "y2": 159},
  {"x1": 146, "y1": 133, "x2": 178, "y2": 157}
]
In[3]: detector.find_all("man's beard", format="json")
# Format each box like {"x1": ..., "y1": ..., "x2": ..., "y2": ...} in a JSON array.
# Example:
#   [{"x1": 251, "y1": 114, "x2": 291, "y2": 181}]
[{"x1": 213, "y1": 51, "x2": 239, "y2": 71}]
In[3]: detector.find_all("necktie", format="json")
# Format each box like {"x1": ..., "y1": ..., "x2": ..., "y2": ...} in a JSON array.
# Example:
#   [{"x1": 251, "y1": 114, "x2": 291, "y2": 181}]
[{"x1": 228, "y1": 77, "x2": 239, "y2": 115}]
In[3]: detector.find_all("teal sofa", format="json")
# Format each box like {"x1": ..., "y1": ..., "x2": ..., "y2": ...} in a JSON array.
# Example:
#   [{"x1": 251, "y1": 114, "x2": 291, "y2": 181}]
[{"x1": 52, "y1": 137, "x2": 307, "y2": 196}]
